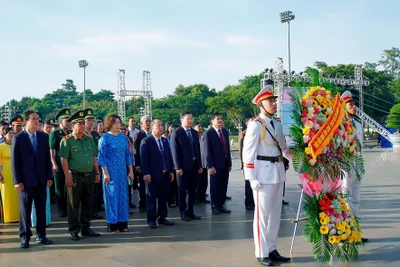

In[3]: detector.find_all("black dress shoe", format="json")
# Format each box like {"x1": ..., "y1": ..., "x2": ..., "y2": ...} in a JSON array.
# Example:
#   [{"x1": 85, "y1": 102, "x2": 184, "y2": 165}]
[
  {"x1": 269, "y1": 250, "x2": 291, "y2": 262},
  {"x1": 257, "y1": 257, "x2": 273, "y2": 266},
  {"x1": 225, "y1": 196, "x2": 232, "y2": 200},
  {"x1": 36, "y1": 236, "x2": 53, "y2": 245},
  {"x1": 168, "y1": 203, "x2": 177, "y2": 208},
  {"x1": 189, "y1": 214, "x2": 201, "y2": 220},
  {"x1": 282, "y1": 200, "x2": 289, "y2": 205},
  {"x1": 21, "y1": 240, "x2": 29, "y2": 249},
  {"x1": 212, "y1": 208, "x2": 221, "y2": 215},
  {"x1": 219, "y1": 207, "x2": 231, "y2": 213},
  {"x1": 203, "y1": 199, "x2": 211, "y2": 203},
  {"x1": 148, "y1": 222, "x2": 158, "y2": 229},
  {"x1": 70, "y1": 232, "x2": 80, "y2": 241},
  {"x1": 246, "y1": 205, "x2": 255, "y2": 210},
  {"x1": 158, "y1": 219, "x2": 175, "y2": 226},
  {"x1": 92, "y1": 213, "x2": 103, "y2": 219},
  {"x1": 361, "y1": 237, "x2": 369, "y2": 243},
  {"x1": 181, "y1": 215, "x2": 191, "y2": 221},
  {"x1": 81, "y1": 228, "x2": 101, "y2": 237}
]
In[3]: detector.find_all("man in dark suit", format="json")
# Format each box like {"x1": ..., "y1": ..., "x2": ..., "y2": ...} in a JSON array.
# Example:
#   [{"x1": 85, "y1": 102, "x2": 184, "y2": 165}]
[
  {"x1": 171, "y1": 111, "x2": 203, "y2": 221},
  {"x1": 12, "y1": 110, "x2": 54, "y2": 248},
  {"x1": 134, "y1": 115, "x2": 151, "y2": 212},
  {"x1": 204, "y1": 113, "x2": 232, "y2": 215},
  {"x1": 140, "y1": 119, "x2": 175, "y2": 229},
  {"x1": 194, "y1": 122, "x2": 210, "y2": 204}
]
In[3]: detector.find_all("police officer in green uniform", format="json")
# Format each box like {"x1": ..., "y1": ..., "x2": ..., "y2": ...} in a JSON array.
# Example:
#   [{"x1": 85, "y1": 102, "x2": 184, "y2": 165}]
[
  {"x1": 59, "y1": 110, "x2": 101, "y2": 241},
  {"x1": 83, "y1": 108, "x2": 103, "y2": 220},
  {"x1": 49, "y1": 108, "x2": 71, "y2": 217}
]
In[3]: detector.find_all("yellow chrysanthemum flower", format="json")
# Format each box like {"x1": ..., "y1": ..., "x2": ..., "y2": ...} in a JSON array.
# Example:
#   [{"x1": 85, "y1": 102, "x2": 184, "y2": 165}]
[
  {"x1": 320, "y1": 217, "x2": 329, "y2": 225},
  {"x1": 340, "y1": 234, "x2": 347, "y2": 241},
  {"x1": 305, "y1": 146, "x2": 311, "y2": 154},
  {"x1": 303, "y1": 128, "x2": 310, "y2": 135},
  {"x1": 319, "y1": 212, "x2": 326, "y2": 218},
  {"x1": 320, "y1": 226, "x2": 329, "y2": 235},
  {"x1": 348, "y1": 236, "x2": 354, "y2": 243},
  {"x1": 328, "y1": 236, "x2": 336, "y2": 244}
]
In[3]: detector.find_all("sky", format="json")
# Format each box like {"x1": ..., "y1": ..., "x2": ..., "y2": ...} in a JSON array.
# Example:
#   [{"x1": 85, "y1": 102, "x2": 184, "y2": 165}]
[{"x1": 1, "y1": 0, "x2": 399, "y2": 106}]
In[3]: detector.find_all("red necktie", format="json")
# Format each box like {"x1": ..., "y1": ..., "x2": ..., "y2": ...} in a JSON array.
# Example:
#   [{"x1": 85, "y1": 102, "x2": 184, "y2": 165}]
[{"x1": 218, "y1": 129, "x2": 227, "y2": 155}]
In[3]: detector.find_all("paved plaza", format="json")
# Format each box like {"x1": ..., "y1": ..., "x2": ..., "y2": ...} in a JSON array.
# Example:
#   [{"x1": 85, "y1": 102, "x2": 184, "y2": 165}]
[{"x1": 1, "y1": 149, "x2": 399, "y2": 267}]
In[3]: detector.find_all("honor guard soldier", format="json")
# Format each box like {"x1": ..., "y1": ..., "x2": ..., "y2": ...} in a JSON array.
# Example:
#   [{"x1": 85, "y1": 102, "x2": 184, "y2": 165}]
[
  {"x1": 341, "y1": 91, "x2": 368, "y2": 243},
  {"x1": 58, "y1": 110, "x2": 101, "y2": 241},
  {"x1": 11, "y1": 116, "x2": 24, "y2": 134},
  {"x1": 242, "y1": 80, "x2": 291, "y2": 266},
  {"x1": 83, "y1": 108, "x2": 103, "y2": 220},
  {"x1": 49, "y1": 108, "x2": 71, "y2": 217}
]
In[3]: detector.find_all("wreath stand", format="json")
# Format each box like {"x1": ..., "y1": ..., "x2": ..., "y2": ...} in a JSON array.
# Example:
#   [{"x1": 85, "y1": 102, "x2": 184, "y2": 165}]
[{"x1": 289, "y1": 184, "x2": 308, "y2": 254}]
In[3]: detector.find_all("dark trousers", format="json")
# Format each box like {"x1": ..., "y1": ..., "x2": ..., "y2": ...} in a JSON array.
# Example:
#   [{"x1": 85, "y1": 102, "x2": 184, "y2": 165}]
[
  {"x1": 54, "y1": 158, "x2": 67, "y2": 214},
  {"x1": 92, "y1": 169, "x2": 103, "y2": 213},
  {"x1": 177, "y1": 161, "x2": 199, "y2": 216},
  {"x1": 210, "y1": 165, "x2": 229, "y2": 209},
  {"x1": 146, "y1": 173, "x2": 170, "y2": 223},
  {"x1": 196, "y1": 167, "x2": 208, "y2": 202},
  {"x1": 136, "y1": 172, "x2": 147, "y2": 209},
  {"x1": 19, "y1": 184, "x2": 47, "y2": 240},
  {"x1": 67, "y1": 172, "x2": 94, "y2": 233},
  {"x1": 244, "y1": 180, "x2": 254, "y2": 207},
  {"x1": 168, "y1": 170, "x2": 178, "y2": 206}
]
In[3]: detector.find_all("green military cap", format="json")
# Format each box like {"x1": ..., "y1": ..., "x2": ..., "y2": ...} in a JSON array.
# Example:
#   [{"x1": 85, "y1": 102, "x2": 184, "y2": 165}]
[
  {"x1": 96, "y1": 117, "x2": 103, "y2": 123},
  {"x1": 56, "y1": 108, "x2": 71, "y2": 120},
  {"x1": 68, "y1": 110, "x2": 85, "y2": 123},
  {"x1": 11, "y1": 116, "x2": 23, "y2": 126},
  {"x1": 83, "y1": 108, "x2": 95, "y2": 119},
  {"x1": 45, "y1": 118, "x2": 57, "y2": 126}
]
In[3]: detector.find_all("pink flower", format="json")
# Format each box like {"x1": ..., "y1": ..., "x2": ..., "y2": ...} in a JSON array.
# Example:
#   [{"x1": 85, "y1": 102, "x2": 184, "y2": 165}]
[
  {"x1": 301, "y1": 117, "x2": 308, "y2": 123},
  {"x1": 307, "y1": 113, "x2": 314, "y2": 119},
  {"x1": 311, "y1": 117, "x2": 317, "y2": 123},
  {"x1": 305, "y1": 121, "x2": 314, "y2": 129},
  {"x1": 306, "y1": 100, "x2": 313, "y2": 107},
  {"x1": 303, "y1": 135, "x2": 310, "y2": 143},
  {"x1": 314, "y1": 123, "x2": 320, "y2": 130}
]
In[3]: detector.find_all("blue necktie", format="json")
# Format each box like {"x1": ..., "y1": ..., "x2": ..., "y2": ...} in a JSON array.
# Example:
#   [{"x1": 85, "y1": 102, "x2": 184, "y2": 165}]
[
  {"x1": 31, "y1": 134, "x2": 37, "y2": 153},
  {"x1": 186, "y1": 129, "x2": 196, "y2": 159},
  {"x1": 158, "y1": 138, "x2": 168, "y2": 171}
]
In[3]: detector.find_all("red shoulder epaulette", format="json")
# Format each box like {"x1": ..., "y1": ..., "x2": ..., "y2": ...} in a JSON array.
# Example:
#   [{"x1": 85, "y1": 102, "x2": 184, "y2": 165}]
[{"x1": 64, "y1": 134, "x2": 72, "y2": 140}]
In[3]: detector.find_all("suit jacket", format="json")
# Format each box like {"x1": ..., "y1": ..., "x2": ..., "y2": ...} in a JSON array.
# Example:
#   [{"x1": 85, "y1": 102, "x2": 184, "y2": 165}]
[
  {"x1": 204, "y1": 127, "x2": 232, "y2": 170},
  {"x1": 170, "y1": 126, "x2": 202, "y2": 171},
  {"x1": 140, "y1": 135, "x2": 174, "y2": 182},
  {"x1": 198, "y1": 134, "x2": 207, "y2": 168},
  {"x1": 12, "y1": 130, "x2": 53, "y2": 187},
  {"x1": 134, "y1": 129, "x2": 149, "y2": 168}
]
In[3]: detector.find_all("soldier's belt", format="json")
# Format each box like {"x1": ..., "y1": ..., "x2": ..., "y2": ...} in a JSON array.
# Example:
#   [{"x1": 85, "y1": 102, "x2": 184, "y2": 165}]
[
  {"x1": 70, "y1": 170, "x2": 92, "y2": 177},
  {"x1": 256, "y1": 155, "x2": 283, "y2": 163}
]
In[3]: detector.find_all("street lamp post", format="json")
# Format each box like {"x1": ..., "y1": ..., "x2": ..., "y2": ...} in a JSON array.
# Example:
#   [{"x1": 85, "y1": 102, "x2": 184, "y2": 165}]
[
  {"x1": 79, "y1": 60, "x2": 89, "y2": 109},
  {"x1": 280, "y1": 10, "x2": 295, "y2": 75}
]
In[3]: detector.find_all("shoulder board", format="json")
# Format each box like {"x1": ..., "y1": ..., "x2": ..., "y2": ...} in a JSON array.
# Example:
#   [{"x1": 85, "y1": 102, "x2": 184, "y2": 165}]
[
  {"x1": 256, "y1": 118, "x2": 266, "y2": 142},
  {"x1": 63, "y1": 134, "x2": 72, "y2": 140},
  {"x1": 84, "y1": 132, "x2": 93, "y2": 138}
]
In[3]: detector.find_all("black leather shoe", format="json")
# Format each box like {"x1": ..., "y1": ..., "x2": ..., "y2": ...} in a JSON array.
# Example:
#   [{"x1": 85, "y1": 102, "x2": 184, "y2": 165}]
[
  {"x1": 361, "y1": 237, "x2": 369, "y2": 243},
  {"x1": 158, "y1": 219, "x2": 175, "y2": 226},
  {"x1": 70, "y1": 232, "x2": 80, "y2": 241},
  {"x1": 246, "y1": 205, "x2": 255, "y2": 210},
  {"x1": 181, "y1": 215, "x2": 191, "y2": 221},
  {"x1": 282, "y1": 200, "x2": 289, "y2": 205},
  {"x1": 21, "y1": 240, "x2": 29, "y2": 249},
  {"x1": 219, "y1": 207, "x2": 231, "y2": 213},
  {"x1": 269, "y1": 250, "x2": 291, "y2": 262},
  {"x1": 36, "y1": 236, "x2": 53, "y2": 245},
  {"x1": 148, "y1": 222, "x2": 158, "y2": 229},
  {"x1": 212, "y1": 209, "x2": 221, "y2": 215},
  {"x1": 257, "y1": 257, "x2": 272, "y2": 266},
  {"x1": 81, "y1": 228, "x2": 101, "y2": 237},
  {"x1": 203, "y1": 199, "x2": 211, "y2": 203},
  {"x1": 168, "y1": 203, "x2": 177, "y2": 208},
  {"x1": 189, "y1": 214, "x2": 201, "y2": 220},
  {"x1": 225, "y1": 196, "x2": 232, "y2": 200},
  {"x1": 92, "y1": 213, "x2": 103, "y2": 219}
]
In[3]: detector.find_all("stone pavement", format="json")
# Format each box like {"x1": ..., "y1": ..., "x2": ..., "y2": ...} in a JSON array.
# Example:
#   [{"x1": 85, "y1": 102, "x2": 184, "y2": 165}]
[{"x1": 1, "y1": 149, "x2": 399, "y2": 267}]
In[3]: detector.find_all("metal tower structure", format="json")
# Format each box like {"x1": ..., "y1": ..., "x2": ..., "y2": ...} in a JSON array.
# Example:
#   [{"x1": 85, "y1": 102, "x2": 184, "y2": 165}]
[{"x1": 116, "y1": 69, "x2": 153, "y2": 123}]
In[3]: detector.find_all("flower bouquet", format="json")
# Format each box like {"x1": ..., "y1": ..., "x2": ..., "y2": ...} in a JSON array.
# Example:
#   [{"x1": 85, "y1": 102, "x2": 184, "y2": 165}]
[{"x1": 290, "y1": 86, "x2": 365, "y2": 263}]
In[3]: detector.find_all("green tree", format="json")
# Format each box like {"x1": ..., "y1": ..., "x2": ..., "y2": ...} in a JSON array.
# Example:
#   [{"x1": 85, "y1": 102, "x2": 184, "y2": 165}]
[
  {"x1": 378, "y1": 47, "x2": 400, "y2": 78},
  {"x1": 385, "y1": 103, "x2": 400, "y2": 129}
]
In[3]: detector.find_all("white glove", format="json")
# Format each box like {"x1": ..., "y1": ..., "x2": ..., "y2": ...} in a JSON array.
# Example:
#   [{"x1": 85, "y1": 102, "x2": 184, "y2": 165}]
[{"x1": 250, "y1": 180, "x2": 261, "y2": 190}]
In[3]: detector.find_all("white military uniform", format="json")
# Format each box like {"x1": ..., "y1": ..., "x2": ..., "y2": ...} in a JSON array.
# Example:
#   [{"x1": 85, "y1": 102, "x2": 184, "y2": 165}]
[
  {"x1": 243, "y1": 112, "x2": 290, "y2": 258},
  {"x1": 341, "y1": 90, "x2": 364, "y2": 217}
]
